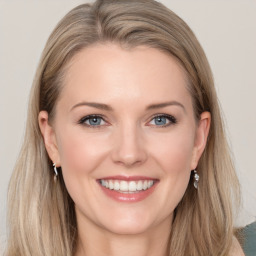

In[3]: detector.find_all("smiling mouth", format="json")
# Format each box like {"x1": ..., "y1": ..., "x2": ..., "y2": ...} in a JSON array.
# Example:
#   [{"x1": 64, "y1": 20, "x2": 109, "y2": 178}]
[{"x1": 99, "y1": 179, "x2": 156, "y2": 193}]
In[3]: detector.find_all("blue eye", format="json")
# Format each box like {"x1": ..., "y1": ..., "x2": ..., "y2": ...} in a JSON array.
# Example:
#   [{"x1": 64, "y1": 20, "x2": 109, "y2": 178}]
[
  {"x1": 149, "y1": 114, "x2": 176, "y2": 127},
  {"x1": 154, "y1": 116, "x2": 167, "y2": 125},
  {"x1": 79, "y1": 115, "x2": 106, "y2": 127}
]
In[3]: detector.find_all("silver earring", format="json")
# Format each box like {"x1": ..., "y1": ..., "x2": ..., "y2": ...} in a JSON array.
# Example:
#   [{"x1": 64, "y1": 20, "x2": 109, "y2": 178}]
[
  {"x1": 53, "y1": 163, "x2": 58, "y2": 181},
  {"x1": 193, "y1": 170, "x2": 199, "y2": 189}
]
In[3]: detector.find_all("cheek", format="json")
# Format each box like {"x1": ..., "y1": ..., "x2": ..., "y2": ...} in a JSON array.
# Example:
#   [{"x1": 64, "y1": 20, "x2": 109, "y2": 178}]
[
  {"x1": 152, "y1": 132, "x2": 195, "y2": 209},
  {"x1": 151, "y1": 129, "x2": 195, "y2": 175},
  {"x1": 55, "y1": 126, "x2": 110, "y2": 178},
  {"x1": 55, "y1": 127, "x2": 113, "y2": 212}
]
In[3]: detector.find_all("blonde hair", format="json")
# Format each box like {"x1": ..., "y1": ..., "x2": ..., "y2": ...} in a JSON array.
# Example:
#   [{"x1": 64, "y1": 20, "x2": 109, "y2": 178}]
[{"x1": 6, "y1": 0, "x2": 240, "y2": 255}]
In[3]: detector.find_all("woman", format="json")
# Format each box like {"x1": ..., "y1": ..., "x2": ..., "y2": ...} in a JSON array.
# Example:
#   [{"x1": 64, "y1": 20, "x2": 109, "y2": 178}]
[{"x1": 6, "y1": 0, "x2": 244, "y2": 255}]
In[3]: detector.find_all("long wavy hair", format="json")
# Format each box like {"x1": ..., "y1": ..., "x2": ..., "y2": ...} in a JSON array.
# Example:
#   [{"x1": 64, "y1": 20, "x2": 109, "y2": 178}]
[{"x1": 6, "y1": 0, "x2": 240, "y2": 255}]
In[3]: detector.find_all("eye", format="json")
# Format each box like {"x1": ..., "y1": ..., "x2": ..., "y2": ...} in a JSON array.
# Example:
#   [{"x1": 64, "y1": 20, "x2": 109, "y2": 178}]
[
  {"x1": 79, "y1": 115, "x2": 106, "y2": 127},
  {"x1": 148, "y1": 114, "x2": 177, "y2": 127}
]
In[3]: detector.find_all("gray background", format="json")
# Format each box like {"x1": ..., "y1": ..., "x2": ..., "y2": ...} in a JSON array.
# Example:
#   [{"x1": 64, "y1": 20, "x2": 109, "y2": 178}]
[{"x1": 1, "y1": 0, "x2": 256, "y2": 252}]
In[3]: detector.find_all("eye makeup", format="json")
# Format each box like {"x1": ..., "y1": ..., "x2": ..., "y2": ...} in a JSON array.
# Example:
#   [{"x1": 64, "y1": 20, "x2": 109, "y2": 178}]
[
  {"x1": 147, "y1": 114, "x2": 177, "y2": 127},
  {"x1": 77, "y1": 113, "x2": 177, "y2": 129},
  {"x1": 78, "y1": 114, "x2": 108, "y2": 128}
]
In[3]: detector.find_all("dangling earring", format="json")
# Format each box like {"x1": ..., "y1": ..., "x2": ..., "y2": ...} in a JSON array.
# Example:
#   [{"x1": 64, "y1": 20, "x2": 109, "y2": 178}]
[
  {"x1": 53, "y1": 163, "x2": 58, "y2": 182},
  {"x1": 193, "y1": 169, "x2": 199, "y2": 189}
]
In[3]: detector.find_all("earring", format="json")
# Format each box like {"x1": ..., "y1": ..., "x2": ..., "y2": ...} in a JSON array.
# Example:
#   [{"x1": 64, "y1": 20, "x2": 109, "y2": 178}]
[
  {"x1": 53, "y1": 163, "x2": 58, "y2": 181},
  {"x1": 193, "y1": 169, "x2": 199, "y2": 189}
]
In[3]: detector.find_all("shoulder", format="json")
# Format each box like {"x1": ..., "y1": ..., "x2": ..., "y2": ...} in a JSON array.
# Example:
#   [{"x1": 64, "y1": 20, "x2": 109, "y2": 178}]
[{"x1": 229, "y1": 237, "x2": 245, "y2": 256}]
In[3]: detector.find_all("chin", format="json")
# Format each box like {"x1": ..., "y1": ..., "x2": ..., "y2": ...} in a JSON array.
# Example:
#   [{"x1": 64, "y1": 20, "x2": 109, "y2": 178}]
[
  {"x1": 99, "y1": 210, "x2": 157, "y2": 235},
  {"x1": 104, "y1": 220, "x2": 151, "y2": 235}
]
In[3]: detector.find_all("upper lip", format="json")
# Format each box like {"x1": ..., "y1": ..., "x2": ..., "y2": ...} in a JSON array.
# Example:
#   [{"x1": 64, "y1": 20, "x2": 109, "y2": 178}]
[{"x1": 98, "y1": 175, "x2": 159, "y2": 181}]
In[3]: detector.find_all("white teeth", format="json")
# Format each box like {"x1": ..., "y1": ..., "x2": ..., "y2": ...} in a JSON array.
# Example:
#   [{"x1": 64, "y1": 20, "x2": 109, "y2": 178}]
[
  {"x1": 143, "y1": 181, "x2": 148, "y2": 190},
  {"x1": 100, "y1": 179, "x2": 155, "y2": 193},
  {"x1": 129, "y1": 181, "x2": 136, "y2": 192},
  {"x1": 137, "y1": 180, "x2": 143, "y2": 191},
  {"x1": 109, "y1": 180, "x2": 114, "y2": 190},
  {"x1": 120, "y1": 181, "x2": 128, "y2": 191},
  {"x1": 148, "y1": 180, "x2": 153, "y2": 188},
  {"x1": 114, "y1": 181, "x2": 120, "y2": 190}
]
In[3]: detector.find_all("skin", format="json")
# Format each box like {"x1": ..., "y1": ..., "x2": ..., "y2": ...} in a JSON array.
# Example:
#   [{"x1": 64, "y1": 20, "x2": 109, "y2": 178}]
[{"x1": 39, "y1": 44, "x2": 213, "y2": 256}]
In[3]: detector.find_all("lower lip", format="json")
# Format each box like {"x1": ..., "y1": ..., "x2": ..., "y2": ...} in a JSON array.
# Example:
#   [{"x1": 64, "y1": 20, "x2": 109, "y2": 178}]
[{"x1": 98, "y1": 182, "x2": 158, "y2": 203}]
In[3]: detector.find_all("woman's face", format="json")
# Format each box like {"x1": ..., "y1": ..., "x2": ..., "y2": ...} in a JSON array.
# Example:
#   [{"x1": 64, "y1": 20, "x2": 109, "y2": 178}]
[{"x1": 40, "y1": 44, "x2": 210, "y2": 235}]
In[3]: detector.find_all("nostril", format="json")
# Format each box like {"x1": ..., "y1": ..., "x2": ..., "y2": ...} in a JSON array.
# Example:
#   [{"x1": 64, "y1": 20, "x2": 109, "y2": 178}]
[
  {"x1": 110, "y1": 127, "x2": 148, "y2": 166},
  {"x1": 112, "y1": 148, "x2": 148, "y2": 167}
]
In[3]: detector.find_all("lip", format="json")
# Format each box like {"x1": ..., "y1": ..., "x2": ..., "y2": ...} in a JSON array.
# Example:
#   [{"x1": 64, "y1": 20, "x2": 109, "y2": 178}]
[
  {"x1": 97, "y1": 176, "x2": 159, "y2": 203},
  {"x1": 98, "y1": 175, "x2": 156, "y2": 181}
]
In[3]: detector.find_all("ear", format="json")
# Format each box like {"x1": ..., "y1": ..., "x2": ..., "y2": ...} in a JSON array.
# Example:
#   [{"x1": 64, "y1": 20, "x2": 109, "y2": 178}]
[
  {"x1": 190, "y1": 111, "x2": 211, "y2": 170},
  {"x1": 38, "y1": 111, "x2": 61, "y2": 167}
]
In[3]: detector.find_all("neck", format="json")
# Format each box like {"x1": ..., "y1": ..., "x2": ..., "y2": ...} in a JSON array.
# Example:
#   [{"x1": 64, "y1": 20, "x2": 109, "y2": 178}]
[{"x1": 75, "y1": 215, "x2": 172, "y2": 256}]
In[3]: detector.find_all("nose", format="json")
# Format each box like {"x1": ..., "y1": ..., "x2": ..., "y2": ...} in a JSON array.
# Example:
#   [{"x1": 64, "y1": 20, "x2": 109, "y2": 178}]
[{"x1": 111, "y1": 123, "x2": 148, "y2": 167}]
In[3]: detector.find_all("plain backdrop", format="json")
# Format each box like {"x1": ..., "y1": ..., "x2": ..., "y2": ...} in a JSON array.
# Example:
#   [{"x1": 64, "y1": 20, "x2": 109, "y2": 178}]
[{"x1": 1, "y1": 0, "x2": 256, "y2": 250}]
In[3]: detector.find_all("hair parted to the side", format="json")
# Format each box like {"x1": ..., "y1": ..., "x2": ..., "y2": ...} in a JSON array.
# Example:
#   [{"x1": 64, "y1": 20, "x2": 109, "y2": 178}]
[{"x1": 6, "y1": 0, "x2": 240, "y2": 255}]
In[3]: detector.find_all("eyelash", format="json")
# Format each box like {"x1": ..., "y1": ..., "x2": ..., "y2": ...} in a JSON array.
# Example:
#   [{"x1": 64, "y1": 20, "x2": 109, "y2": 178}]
[
  {"x1": 149, "y1": 114, "x2": 177, "y2": 127},
  {"x1": 78, "y1": 114, "x2": 177, "y2": 128},
  {"x1": 78, "y1": 114, "x2": 107, "y2": 128}
]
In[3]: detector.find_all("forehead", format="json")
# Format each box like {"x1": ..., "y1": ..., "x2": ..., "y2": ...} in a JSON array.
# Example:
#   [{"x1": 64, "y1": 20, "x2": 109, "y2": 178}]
[{"x1": 59, "y1": 43, "x2": 192, "y2": 111}]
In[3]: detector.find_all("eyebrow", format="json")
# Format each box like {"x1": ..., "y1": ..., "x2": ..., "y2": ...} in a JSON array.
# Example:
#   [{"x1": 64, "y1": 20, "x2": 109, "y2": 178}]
[
  {"x1": 70, "y1": 102, "x2": 113, "y2": 112},
  {"x1": 146, "y1": 101, "x2": 186, "y2": 112},
  {"x1": 70, "y1": 100, "x2": 186, "y2": 113}
]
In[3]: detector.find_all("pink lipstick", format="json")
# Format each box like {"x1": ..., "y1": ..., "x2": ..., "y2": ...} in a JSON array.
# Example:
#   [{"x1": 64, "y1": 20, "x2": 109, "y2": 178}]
[{"x1": 97, "y1": 176, "x2": 159, "y2": 202}]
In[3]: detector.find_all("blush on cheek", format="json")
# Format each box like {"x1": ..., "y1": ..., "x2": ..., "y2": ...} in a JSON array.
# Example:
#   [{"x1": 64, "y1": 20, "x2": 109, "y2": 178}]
[
  {"x1": 156, "y1": 139, "x2": 194, "y2": 174},
  {"x1": 57, "y1": 136, "x2": 96, "y2": 205},
  {"x1": 57, "y1": 130, "x2": 110, "y2": 178}
]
